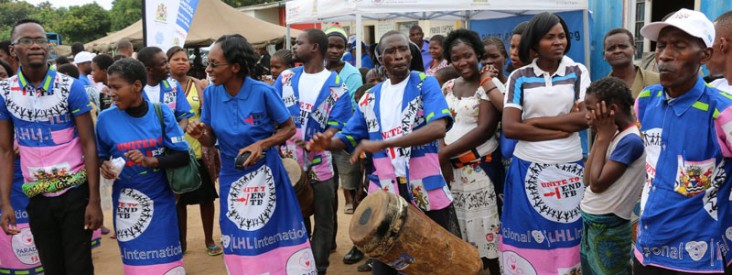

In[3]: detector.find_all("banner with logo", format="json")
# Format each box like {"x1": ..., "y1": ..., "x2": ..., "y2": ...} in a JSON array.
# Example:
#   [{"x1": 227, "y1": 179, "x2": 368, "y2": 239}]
[
  {"x1": 143, "y1": 0, "x2": 200, "y2": 51},
  {"x1": 470, "y1": 10, "x2": 587, "y2": 65}
]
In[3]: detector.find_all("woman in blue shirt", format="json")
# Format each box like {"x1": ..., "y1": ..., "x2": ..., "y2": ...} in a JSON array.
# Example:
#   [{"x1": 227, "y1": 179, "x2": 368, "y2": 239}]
[
  {"x1": 186, "y1": 34, "x2": 315, "y2": 274},
  {"x1": 97, "y1": 58, "x2": 190, "y2": 274}
]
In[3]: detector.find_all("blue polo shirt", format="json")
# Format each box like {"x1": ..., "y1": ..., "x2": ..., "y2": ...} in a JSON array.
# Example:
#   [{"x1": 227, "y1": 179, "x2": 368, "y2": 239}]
[
  {"x1": 200, "y1": 77, "x2": 291, "y2": 161},
  {"x1": 635, "y1": 77, "x2": 732, "y2": 272}
]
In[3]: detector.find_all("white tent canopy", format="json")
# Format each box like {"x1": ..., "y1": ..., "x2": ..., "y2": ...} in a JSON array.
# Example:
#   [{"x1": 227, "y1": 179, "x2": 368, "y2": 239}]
[{"x1": 285, "y1": 0, "x2": 590, "y2": 68}]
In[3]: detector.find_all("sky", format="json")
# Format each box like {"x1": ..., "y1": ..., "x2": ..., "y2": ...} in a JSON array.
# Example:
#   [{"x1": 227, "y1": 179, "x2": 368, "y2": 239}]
[{"x1": 22, "y1": 0, "x2": 113, "y2": 10}]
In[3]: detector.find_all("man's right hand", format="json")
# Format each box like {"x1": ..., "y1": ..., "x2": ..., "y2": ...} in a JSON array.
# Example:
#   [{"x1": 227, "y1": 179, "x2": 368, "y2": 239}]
[
  {"x1": 1, "y1": 205, "x2": 19, "y2": 235},
  {"x1": 100, "y1": 160, "x2": 119, "y2": 180},
  {"x1": 307, "y1": 132, "x2": 334, "y2": 152}
]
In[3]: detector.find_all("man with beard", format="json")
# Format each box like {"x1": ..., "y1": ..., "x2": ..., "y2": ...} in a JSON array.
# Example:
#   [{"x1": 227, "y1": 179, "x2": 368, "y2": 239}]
[
  {"x1": 137, "y1": 46, "x2": 193, "y2": 129},
  {"x1": 308, "y1": 30, "x2": 454, "y2": 275},
  {"x1": 273, "y1": 28, "x2": 351, "y2": 275},
  {"x1": 0, "y1": 19, "x2": 103, "y2": 274},
  {"x1": 635, "y1": 9, "x2": 732, "y2": 273}
]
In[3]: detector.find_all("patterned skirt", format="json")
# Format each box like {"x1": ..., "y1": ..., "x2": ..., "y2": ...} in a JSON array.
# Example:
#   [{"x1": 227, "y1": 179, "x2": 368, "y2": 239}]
[
  {"x1": 449, "y1": 163, "x2": 500, "y2": 259},
  {"x1": 218, "y1": 147, "x2": 316, "y2": 274},
  {"x1": 499, "y1": 157, "x2": 585, "y2": 275}
]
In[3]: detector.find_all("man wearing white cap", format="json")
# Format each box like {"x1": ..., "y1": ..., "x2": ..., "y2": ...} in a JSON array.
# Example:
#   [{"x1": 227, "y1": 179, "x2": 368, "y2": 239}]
[
  {"x1": 74, "y1": 51, "x2": 95, "y2": 86},
  {"x1": 74, "y1": 51, "x2": 100, "y2": 111},
  {"x1": 635, "y1": 8, "x2": 732, "y2": 274}
]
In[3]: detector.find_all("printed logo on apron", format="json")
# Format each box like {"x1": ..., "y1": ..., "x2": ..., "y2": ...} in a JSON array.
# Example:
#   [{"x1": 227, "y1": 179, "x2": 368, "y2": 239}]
[
  {"x1": 501, "y1": 251, "x2": 536, "y2": 275},
  {"x1": 11, "y1": 228, "x2": 39, "y2": 265},
  {"x1": 115, "y1": 188, "x2": 154, "y2": 242},
  {"x1": 524, "y1": 163, "x2": 584, "y2": 223},
  {"x1": 286, "y1": 248, "x2": 317, "y2": 275},
  {"x1": 227, "y1": 165, "x2": 277, "y2": 231}
]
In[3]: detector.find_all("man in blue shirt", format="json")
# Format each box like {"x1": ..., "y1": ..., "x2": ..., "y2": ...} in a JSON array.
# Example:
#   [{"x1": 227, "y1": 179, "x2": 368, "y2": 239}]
[
  {"x1": 74, "y1": 51, "x2": 95, "y2": 87},
  {"x1": 409, "y1": 25, "x2": 431, "y2": 72},
  {"x1": 635, "y1": 9, "x2": 732, "y2": 273}
]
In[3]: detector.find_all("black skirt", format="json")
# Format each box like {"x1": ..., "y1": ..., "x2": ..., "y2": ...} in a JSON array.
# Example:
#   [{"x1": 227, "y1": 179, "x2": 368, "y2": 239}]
[{"x1": 178, "y1": 158, "x2": 219, "y2": 205}]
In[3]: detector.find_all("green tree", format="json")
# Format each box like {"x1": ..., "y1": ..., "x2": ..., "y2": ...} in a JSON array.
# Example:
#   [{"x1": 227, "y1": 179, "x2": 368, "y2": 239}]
[
  {"x1": 110, "y1": 0, "x2": 142, "y2": 31},
  {"x1": 0, "y1": 1, "x2": 36, "y2": 40},
  {"x1": 57, "y1": 3, "x2": 111, "y2": 43}
]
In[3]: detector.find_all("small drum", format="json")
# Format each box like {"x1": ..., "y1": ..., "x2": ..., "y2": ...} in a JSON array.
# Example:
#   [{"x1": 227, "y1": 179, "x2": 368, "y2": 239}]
[
  {"x1": 350, "y1": 191, "x2": 482, "y2": 274},
  {"x1": 283, "y1": 158, "x2": 314, "y2": 217}
]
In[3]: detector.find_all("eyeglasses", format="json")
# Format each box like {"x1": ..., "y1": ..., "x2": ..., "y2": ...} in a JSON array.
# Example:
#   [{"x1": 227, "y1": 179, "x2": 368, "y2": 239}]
[
  {"x1": 13, "y1": 38, "x2": 49, "y2": 46},
  {"x1": 208, "y1": 62, "x2": 229, "y2": 68}
]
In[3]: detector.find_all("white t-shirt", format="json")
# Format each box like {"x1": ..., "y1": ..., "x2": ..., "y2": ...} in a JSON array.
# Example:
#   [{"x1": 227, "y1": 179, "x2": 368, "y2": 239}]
[
  {"x1": 144, "y1": 84, "x2": 161, "y2": 104},
  {"x1": 298, "y1": 69, "x2": 331, "y2": 137},
  {"x1": 379, "y1": 76, "x2": 410, "y2": 177},
  {"x1": 504, "y1": 56, "x2": 590, "y2": 163},
  {"x1": 710, "y1": 78, "x2": 732, "y2": 94},
  {"x1": 580, "y1": 126, "x2": 646, "y2": 219}
]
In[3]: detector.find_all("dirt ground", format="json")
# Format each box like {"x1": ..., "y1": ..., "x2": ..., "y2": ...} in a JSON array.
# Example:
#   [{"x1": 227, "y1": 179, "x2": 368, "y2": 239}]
[{"x1": 92, "y1": 190, "x2": 366, "y2": 274}]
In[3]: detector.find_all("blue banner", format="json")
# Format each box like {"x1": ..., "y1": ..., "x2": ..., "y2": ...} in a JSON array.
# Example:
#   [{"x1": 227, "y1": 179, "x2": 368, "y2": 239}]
[{"x1": 470, "y1": 11, "x2": 587, "y2": 68}]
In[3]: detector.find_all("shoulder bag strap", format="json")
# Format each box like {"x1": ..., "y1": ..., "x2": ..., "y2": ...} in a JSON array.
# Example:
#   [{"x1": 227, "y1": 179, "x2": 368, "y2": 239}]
[{"x1": 153, "y1": 103, "x2": 165, "y2": 143}]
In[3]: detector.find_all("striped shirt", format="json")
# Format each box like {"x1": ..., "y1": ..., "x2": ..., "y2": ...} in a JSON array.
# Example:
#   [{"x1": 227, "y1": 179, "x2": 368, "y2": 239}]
[{"x1": 505, "y1": 56, "x2": 590, "y2": 163}]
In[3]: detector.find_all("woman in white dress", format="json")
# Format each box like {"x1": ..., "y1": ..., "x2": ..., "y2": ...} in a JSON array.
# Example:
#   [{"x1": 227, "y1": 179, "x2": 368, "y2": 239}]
[{"x1": 439, "y1": 29, "x2": 502, "y2": 275}]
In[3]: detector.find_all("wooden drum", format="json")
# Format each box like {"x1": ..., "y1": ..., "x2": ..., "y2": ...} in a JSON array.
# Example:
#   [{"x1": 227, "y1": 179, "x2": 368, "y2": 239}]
[
  {"x1": 350, "y1": 190, "x2": 482, "y2": 274},
  {"x1": 283, "y1": 158, "x2": 314, "y2": 217}
]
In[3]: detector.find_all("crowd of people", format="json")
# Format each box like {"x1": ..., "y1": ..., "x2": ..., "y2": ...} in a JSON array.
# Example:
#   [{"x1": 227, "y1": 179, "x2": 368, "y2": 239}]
[{"x1": 1, "y1": 6, "x2": 732, "y2": 275}]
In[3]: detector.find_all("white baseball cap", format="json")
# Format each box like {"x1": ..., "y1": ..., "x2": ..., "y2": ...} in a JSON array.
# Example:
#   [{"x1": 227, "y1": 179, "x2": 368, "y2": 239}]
[
  {"x1": 74, "y1": 51, "x2": 96, "y2": 64},
  {"x1": 640, "y1": 8, "x2": 715, "y2": 48}
]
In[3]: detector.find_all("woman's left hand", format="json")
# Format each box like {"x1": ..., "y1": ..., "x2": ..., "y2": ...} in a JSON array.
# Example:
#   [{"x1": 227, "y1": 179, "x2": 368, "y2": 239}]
[
  {"x1": 124, "y1": 150, "x2": 155, "y2": 167},
  {"x1": 238, "y1": 141, "x2": 265, "y2": 168}
]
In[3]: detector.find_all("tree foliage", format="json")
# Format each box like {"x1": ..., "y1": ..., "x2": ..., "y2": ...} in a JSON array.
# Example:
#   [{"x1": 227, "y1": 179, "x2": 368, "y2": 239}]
[
  {"x1": 56, "y1": 3, "x2": 111, "y2": 43},
  {"x1": 110, "y1": 0, "x2": 142, "y2": 31}
]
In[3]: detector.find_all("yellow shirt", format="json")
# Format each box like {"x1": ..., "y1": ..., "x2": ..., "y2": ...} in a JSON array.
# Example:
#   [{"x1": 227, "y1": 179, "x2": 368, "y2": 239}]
[
  {"x1": 608, "y1": 66, "x2": 660, "y2": 99},
  {"x1": 184, "y1": 80, "x2": 203, "y2": 159}
]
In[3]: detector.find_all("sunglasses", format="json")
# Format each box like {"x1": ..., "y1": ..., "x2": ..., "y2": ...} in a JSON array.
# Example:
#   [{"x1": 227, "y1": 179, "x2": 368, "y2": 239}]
[{"x1": 208, "y1": 62, "x2": 229, "y2": 68}]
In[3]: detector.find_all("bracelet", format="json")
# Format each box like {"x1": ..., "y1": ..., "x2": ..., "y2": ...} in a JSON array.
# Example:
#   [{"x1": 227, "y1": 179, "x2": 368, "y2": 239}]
[{"x1": 479, "y1": 77, "x2": 492, "y2": 86}]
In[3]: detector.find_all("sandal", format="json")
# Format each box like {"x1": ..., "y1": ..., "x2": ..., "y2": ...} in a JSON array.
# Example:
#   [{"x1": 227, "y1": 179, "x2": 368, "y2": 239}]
[
  {"x1": 207, "y1": 245, "x2": 223, "y2": 256},
  {"x1": 357, "y1": 259, "x2": 373, "y2": 272},
  {"x1": 344, "y1": 203, "x2": 354, "y2": 215}
]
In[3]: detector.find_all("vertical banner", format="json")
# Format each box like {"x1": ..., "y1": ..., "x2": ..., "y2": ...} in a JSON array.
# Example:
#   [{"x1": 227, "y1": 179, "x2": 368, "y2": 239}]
[{"x1": 143, "y1": 0, "x2": 199, "y2": 52}]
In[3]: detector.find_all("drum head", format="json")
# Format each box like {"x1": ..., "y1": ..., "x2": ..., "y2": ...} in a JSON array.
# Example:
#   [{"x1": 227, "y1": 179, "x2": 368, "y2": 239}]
[
  {"x1": 282, "y1": 158, "x2": 302, "y2": 186},
  {"x1": 349, "y1": 190, "x2": 395, "y2": 246}
]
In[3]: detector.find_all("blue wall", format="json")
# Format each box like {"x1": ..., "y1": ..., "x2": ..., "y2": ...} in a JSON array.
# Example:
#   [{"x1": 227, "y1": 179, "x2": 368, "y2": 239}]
[
  {"x1": 588, "y1": 0, "x2": 624, "y2": 81},
  {"x1": 700, "y1": 0, "x2": 732, "y2": 21}
]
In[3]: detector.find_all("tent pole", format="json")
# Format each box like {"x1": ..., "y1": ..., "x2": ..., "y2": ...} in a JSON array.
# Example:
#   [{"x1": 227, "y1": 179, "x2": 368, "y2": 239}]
[
  {"x1": 465, "y1": 10, "x2": 470, "y2": 29},
  {"x1": 356, "y1": 13, "x2": 363, "y2": 68},
  {"x1": 286, "y1": 24, "x2": 291, "y2": 50},
  {"x1": 583, "y1": 9, "x2": 590, "y2": 70}
]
